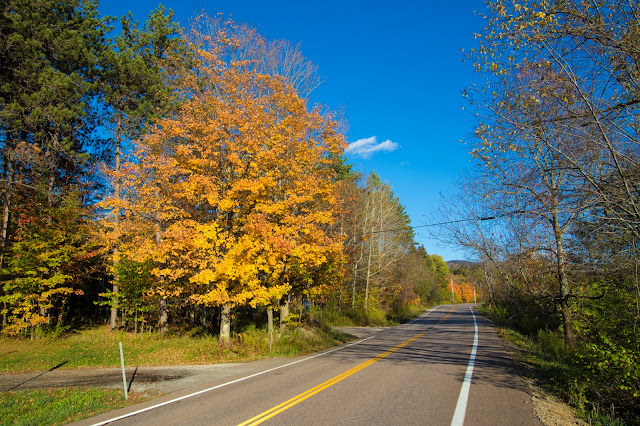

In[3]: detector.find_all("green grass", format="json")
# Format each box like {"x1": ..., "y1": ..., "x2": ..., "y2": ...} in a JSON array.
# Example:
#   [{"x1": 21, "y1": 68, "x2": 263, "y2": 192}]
[
  {"x1": 0, "y1": 325, "x2": 353, "y2": 374},
  {"x1": 0, "y1": 388, "x2": 158, "y2": 425}
]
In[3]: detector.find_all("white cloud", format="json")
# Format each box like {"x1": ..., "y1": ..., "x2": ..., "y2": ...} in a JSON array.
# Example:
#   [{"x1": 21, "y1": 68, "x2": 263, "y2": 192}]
[{"x1": 345, "y1": 136, "x2": 399, "y2": 159}]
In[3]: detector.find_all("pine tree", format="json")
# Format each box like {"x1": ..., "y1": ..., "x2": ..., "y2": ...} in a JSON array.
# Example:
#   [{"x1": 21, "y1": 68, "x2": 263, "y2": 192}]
[{"x1": 0, "y1": 0, "x2": 109, "y2": 333}]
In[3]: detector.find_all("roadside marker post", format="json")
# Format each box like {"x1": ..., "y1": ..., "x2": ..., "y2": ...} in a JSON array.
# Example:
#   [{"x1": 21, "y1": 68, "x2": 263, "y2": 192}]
[{"x1": 119, "y1": 342, "x2": 128, "y2": 400}]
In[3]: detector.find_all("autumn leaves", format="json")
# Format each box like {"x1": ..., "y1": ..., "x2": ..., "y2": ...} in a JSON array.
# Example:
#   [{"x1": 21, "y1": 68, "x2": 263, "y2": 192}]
[{"x1": 100, "y1": 18, "x2": 346, "y2": 339}]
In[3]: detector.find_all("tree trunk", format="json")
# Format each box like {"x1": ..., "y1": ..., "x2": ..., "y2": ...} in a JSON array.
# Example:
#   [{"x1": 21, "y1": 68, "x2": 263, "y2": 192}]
[
  {"x1": 552, "y1": 198, "x2": 576, "y2": 348},
  {"x1": 354, "y1": 187, "x2": 371, "y2": 310},
  {"x1": 351, "y1": 262, "x2": 358, "y2": 309},
  {"x1": 559, "y1": 297, "x2": 575, "y2": 345},
  {"x1": 364, "y1": 237, "x2": 373, "y2": 311},
  {"x1": 556, "y1": 245, "x2": 576, "y2": 347},
  {"x1": 481, "y1": 261, "x2": 496, "y2": 309},
  {"x1": 158, "y1": 298, "x2": 168, "y2": 333},
  {"x1": 280, "y1": 297, "x2": 289, "y2": 331},
  {"x1": 267, "y1": 307, "x2": 274, "y2": 349},
  {"x1": 0, "y1": 159, "x2": 14, "y2": 328},
  {"x1": 219, "y1": 303, "x2": 231, "y2": 344},
  {"x1": 153, "y1": 185, "x2": 169, "y2": 334},
  {"x1": 110, "y1": 283, "x2": 119, "y2": 330},
  {"x1": 0, "y1": 162, "x2": 13, "y2": 271},
  {"x1": 111, "y1": 116, "x2": 123, "y2": 330}
]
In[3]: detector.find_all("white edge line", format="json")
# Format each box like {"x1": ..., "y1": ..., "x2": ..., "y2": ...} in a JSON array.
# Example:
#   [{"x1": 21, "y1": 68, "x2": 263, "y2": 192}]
[
  {"x1": 451, "y1": 306, "x2": 479, "y2": 426},
  {"x1": 407, "y1": 305, "x2": 440, "y2": 324},
  {"x1": 93, "y1": 305, "x2": 446, "y2": 426},
  {"x1": 91, "y1": 336, "x2": 374, "y2": 425}
]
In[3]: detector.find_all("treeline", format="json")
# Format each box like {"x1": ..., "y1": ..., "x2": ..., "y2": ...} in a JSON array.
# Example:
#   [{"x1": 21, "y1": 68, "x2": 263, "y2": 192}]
[
  {"x1": 0, "y1": 1, "x2": 450, "y2": 340},
  {"x1": 438, "y1": 0, "x2": 640, "y2": 420}
]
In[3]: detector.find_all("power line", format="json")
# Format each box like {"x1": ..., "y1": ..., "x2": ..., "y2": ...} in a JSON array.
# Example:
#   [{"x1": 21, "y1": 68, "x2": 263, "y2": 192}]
[
  {"x1": 363, "y1": 206, "x2": 591, "y2": 237},
  {"x1": 367, "y1": 215, "x2": 498, "y2": 235}
]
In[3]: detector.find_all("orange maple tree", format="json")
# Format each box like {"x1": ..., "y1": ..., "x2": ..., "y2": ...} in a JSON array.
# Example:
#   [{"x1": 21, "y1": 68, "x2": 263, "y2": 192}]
[
  {"x1": 452, "y1": 281, "x2": 475, "y2": 303},
  {"x1": 100, "y1": 17, "x2": 345, "y2": 337}
]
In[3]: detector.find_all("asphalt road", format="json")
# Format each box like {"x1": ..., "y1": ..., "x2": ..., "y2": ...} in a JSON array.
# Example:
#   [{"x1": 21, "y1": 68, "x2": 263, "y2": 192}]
[{"x1": 81, "y1": 304, "x2": 541, "y2": 426}]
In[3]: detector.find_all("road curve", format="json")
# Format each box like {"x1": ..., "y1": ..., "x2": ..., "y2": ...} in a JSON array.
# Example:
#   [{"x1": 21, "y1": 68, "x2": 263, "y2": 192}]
[{"x1": 80, "y1": 304, "x2": 541, "y2": 426}]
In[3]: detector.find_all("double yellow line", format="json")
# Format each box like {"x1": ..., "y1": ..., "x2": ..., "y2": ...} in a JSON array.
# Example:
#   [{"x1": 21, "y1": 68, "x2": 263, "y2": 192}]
[{"x1": 238, "y1": 306, "x2": 454, "y2": 425}]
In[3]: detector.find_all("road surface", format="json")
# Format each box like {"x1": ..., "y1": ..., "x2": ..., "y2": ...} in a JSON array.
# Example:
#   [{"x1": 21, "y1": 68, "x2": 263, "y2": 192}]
[{"x1": 80, "y1": 304, "x2": 541, "y2": 425}]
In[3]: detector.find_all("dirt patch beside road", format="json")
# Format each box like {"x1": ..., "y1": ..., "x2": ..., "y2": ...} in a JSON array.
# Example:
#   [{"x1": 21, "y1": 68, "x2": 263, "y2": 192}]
[{"x1": 0, "y1": 359, "x2": 293, "y2": 394}]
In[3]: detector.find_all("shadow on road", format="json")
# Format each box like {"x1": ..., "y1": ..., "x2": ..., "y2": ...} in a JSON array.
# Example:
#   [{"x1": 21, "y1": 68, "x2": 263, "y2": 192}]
[{"x1": 322, "y1": 308, "x2": 527, "y2": 393}]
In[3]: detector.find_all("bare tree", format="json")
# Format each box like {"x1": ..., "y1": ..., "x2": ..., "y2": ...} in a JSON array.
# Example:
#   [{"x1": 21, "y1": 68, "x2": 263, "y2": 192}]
[{"x1": 193, "y1": 14, "x2": 323, "y2": 98}]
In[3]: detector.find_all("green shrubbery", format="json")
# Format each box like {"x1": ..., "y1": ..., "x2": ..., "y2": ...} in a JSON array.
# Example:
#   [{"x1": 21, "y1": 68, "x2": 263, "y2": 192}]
[{"x1": 483, "y1": 305, "x2": 639, "y2": 425}]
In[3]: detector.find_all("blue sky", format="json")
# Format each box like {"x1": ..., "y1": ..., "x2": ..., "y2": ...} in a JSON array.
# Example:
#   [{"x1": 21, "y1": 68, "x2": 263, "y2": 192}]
[{"x1": 98, "y1": 0, "x2": 487, "y2": 261}]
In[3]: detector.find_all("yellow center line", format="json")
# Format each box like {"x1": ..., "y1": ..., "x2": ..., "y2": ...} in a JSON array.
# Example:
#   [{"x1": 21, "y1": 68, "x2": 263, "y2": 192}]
[{"x1": 238, "y1": 306, "x2": 455, "y2": 426}]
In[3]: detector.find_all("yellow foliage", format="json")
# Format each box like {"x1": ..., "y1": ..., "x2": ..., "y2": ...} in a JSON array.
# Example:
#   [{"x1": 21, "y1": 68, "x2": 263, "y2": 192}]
[{"x1": 100, "y1": 18, "x2": 346, "y2": 312}]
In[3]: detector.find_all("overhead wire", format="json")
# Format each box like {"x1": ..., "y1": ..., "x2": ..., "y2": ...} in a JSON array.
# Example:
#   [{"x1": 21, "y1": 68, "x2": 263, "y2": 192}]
[
  {"x1": 365, "y1": 206, "x2": 594, "y2": 236},
  {"x1": 366, "y1": 215, "x2": 501, "y2": 236}
]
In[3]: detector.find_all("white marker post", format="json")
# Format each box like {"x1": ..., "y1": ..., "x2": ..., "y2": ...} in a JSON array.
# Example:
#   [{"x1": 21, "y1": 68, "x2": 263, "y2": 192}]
[{"x1": 119, "y1": 342, "x2": 128, "y2": 400}]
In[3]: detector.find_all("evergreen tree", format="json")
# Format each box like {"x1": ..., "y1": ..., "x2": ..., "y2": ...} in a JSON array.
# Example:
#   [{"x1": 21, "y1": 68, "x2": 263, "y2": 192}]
[{"x1": 0, "y1": 0, "x2": 109, "y2": 332}]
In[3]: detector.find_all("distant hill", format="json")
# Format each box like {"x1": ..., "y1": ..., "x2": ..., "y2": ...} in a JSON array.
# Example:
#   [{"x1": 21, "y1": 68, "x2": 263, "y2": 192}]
[{"x1": 446, "y1": 260, "x2": 476, "y2": 268}]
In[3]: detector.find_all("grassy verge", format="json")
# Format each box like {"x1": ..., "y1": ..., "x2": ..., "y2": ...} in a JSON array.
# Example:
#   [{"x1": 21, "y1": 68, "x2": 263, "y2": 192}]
[
  {"x1": 0, "y1": 388, "x2": 159, "y2": 425},
  {"x1": 386, "y1": 304, "x2": 429, "y2": 324},
  {"x1": 314, "y1": 304, "x2": 430, "y2": 327},
  {"x1": 479, "y1": 306, "x2": 628, "y2": 426},
  {"x1": 0, "y1": 325, "x2": 353, "y2": 374}
]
